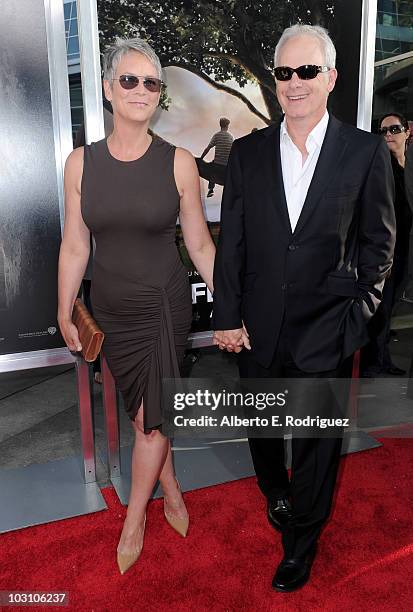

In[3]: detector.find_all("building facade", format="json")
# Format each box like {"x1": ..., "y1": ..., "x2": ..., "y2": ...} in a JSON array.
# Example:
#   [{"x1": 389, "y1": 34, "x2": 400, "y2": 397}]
[
  {"x1": 373, "y1": 0, "x2": 413, "y2": 126},
  {"x1": 64, "y1": 0, "x2": 82, "y2": 141}
]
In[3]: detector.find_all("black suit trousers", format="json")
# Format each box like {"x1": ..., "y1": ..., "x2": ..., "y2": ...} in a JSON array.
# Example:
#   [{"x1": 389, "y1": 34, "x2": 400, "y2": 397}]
[
  {"x1": 238, "y1": 326, "x2": 353, "y2": 558},
  {"x1": 361, "y1": 256, "x2": 407, "y2": 372}
]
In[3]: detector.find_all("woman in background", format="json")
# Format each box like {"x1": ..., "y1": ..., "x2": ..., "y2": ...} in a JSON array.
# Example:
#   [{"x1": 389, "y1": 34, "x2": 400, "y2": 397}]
[
  {"x1": 58, "y1": 38, "x2": 215, "y2": 573},
  {"x1": 362, "y1": 112, "x2": 412, "y2": 376}
]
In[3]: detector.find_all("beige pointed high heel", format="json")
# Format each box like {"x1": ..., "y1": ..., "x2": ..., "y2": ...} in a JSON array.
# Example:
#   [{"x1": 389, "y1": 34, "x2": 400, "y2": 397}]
[
  {"x1": 163, "y1": 479, "x2": 189, "y2": 537},
  {"x1": 117, "y1": 515, "x2": 146, "y2": 575}
]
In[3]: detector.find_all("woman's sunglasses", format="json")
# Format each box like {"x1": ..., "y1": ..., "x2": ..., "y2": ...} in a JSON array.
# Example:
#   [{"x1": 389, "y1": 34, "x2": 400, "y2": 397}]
[
  {"x1": 273, "y1": 65, "x2": 330, "y2": 81},
  {"x1": 112, "y1": 74, "x2": 163, "y2": 93},
  {"x1": 378, "y1": 124, "x2": 406, "y2": 136}
]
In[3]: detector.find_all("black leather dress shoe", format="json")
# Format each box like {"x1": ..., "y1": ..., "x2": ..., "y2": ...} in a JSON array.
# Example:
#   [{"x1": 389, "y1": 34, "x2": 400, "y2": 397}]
[
  {"x1": 272, "y1": 546, "x2": 317, "y2": 592},
  {"x1": 267, "y1": 498, "x2": 292, "y2": 531}
]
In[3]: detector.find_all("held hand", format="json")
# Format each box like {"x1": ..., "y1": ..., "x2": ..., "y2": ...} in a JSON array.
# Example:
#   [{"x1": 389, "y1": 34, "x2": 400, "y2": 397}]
[
  {"x1": 58, "y1": 318, "x2": 82, "y2": 353},
  {"x1": 213, "y1": 328, "x2": 245, "y2": 353}
]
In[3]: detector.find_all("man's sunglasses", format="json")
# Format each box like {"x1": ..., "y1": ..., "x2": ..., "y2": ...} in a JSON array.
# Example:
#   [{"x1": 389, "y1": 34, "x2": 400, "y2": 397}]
[
  {"x1": 273, "y1": 65, "x2": 330, "y2": 81},
  {"x1": 112, "y1": 74, "x2": 163, "y2": 92},
  {"x1": 378, "y1": 124, "x2": 406, "y2": 136}
]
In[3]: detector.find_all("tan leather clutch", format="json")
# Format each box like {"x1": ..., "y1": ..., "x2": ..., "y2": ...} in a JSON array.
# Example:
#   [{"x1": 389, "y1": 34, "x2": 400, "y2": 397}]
[{"x1": 72, "y1": 298, "x2": 104, "y2": 362}]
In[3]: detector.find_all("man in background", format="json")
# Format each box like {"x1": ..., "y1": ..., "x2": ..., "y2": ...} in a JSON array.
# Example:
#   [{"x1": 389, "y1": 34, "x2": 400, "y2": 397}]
[{"x1": 200, "y1": 117, "x2": 234, "y2": 197}]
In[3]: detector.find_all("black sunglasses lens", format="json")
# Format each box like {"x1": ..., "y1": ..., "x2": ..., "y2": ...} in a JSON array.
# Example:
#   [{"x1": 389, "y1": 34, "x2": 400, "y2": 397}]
[
  {"x1": 118, "y1": 75, "x2": 161, "y2": 92},
  {"x1": 296, "y1": 65, "x2": 319, "y2": 79},
  {"x1": 119, "y1": 75, "x2": 138, "y2": 89},
  {"x1": 274, "y1": 67, "x2": 293, "y2": 81},
  {"x1": 274, "y1": 65, "x2": 321, "y2": 81},
  {"x1": 379, "y1": 125, "x2": 403, "y2": 135},
  {"x1": 143, "y1": 78, "x2": 161, "y2": 92}
]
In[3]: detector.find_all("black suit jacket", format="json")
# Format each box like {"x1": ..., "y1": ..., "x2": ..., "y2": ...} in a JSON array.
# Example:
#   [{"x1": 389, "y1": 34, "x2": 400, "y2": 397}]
[
  {"x1": 405, "y1": 143, "x2": 413, "y2": 212},
  {"x1": 403, "y1": 144, "x2": 413, "y2": 297},
  {"x1": 212, "y1": 115, "x2": 396, "y2": 371}
]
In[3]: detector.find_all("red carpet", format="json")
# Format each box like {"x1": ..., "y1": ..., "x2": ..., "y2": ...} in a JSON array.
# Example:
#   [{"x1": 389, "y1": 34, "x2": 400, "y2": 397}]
[{"x1": 0, "y1": 438, "x2": 412, "y2": 611}]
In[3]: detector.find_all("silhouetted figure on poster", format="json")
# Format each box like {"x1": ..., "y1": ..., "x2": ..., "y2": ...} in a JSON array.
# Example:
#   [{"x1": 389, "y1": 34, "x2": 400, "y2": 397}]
[{"x1": 197, "y1": 117, "x2": 234, "y2": 197}]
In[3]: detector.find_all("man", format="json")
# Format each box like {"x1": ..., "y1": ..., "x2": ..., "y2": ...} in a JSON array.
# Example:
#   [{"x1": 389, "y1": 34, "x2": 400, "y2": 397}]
[
  {"x1": 213, "y1": 24, "x2": 395, "y2": 592},
  {"x1": 200, "y1": 117, "x2": 234, "y2": 197}
]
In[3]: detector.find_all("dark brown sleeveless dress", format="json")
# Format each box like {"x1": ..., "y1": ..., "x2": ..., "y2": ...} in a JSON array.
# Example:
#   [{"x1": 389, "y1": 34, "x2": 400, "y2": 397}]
[{"x1": 81, "y1": 136, "x2": 192, "y2": 431}]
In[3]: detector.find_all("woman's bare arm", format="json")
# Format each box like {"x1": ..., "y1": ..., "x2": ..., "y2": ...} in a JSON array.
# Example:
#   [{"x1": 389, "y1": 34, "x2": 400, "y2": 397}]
[
  {"x1": 57, "y1": 147, "x2": 90, "y2": 351},
  {"x1": 175, "y1": 147, "x2": 215, "y2": 292}
]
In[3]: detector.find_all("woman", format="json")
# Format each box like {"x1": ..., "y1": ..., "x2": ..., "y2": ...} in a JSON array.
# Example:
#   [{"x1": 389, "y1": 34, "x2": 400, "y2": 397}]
[
  {"x1": 58, "y1": 38, "x2": 215, "y2": 574},
  {"x1": 362, "y1": 112, "x2": 412, "y2": 376}
]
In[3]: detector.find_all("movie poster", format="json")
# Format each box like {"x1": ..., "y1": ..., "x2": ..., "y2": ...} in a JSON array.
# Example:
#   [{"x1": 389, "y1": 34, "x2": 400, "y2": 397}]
[
  {"x1": 97, "y1": 0, "x2": 363, "y2": 332},
  {"x1": 0, "y1": 0, "x2": 65, "y2": 355}
]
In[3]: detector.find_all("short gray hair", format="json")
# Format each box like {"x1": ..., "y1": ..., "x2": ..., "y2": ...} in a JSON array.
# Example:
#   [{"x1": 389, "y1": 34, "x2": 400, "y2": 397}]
[
  {"x1": 274, "y1": 24, "x2": 336, "y2": 69},
  {"x1": 103, "y1": 37, "x2": 162, "y2": 82}
]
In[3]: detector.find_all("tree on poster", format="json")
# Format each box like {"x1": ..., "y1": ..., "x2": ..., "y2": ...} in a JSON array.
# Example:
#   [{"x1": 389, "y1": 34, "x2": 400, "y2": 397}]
[{"x1": 98, "y1": 0, "x2": 339, "y2": 123}]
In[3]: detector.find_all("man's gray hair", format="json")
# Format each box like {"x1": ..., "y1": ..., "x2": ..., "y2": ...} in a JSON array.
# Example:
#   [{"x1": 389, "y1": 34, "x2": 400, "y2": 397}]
[
  {"x1": 274, "y1": 24, "x2": 336, "y2": 69},
  {"x1": 103, "y1": 37, "x2": 163, "y2": 82}
]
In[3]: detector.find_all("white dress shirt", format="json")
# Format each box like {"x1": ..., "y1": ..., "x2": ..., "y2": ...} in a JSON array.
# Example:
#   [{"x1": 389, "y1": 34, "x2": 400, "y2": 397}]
[{"x1": 280, "y1": 111, "x2": 329, "y2": 231}]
